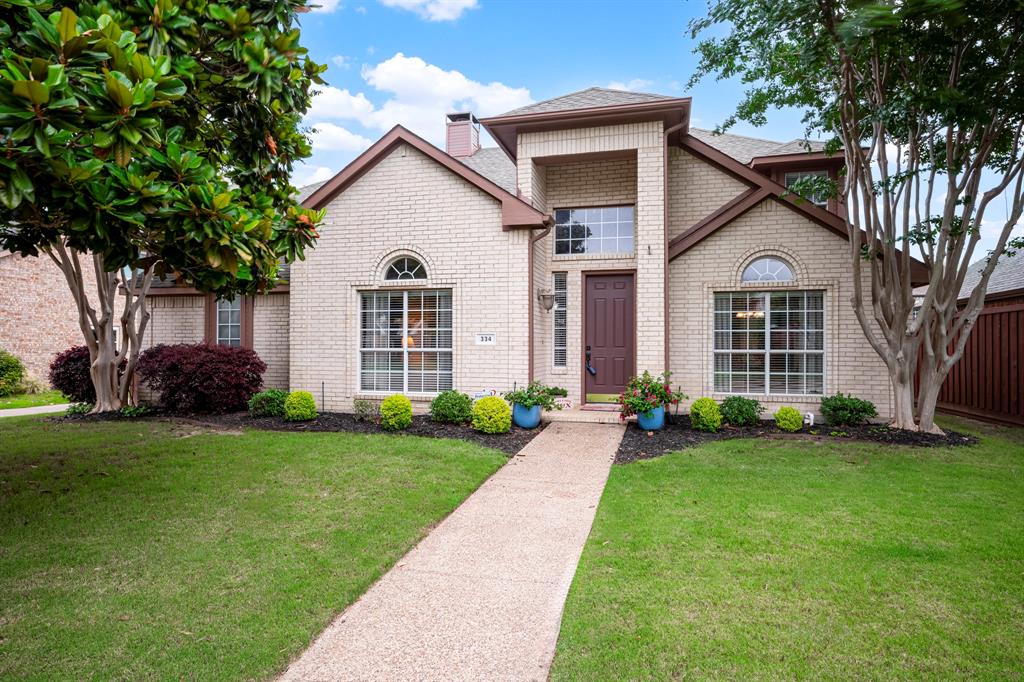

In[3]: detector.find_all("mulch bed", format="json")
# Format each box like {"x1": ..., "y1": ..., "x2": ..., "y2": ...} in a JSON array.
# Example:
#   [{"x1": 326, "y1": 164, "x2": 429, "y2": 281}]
[
  {"x1": 184, "y1": 411, "x2": 545, "y2": 455},
  {"x1": 617, "y1": 414, "x2": 978, "y2": 464}
]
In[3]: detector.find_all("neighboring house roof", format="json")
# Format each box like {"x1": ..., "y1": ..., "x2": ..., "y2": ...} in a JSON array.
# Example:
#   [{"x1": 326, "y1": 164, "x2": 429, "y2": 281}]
[
  {"x1": 954, "y1": 255, "x2": 1024, "y2": 301},
  {"x1": 302, "y1": 125, "x2": 549, "y2": 230},
  {"x1": 499, "y1": 87, "x2": 678, "y2": 117},
  {"x1": 689, "y1": 127, "x2": 828, "y2": 165},
  {"x1": 458, "y1": 147, "x2": 517, "y2": 193},
  {"x1": 296, "y1": 181, "x2": 327, "y2": 204}
]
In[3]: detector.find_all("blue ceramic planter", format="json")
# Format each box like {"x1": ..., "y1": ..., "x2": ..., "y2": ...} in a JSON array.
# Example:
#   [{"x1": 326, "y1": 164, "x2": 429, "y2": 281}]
[
  {"x1": 512, "y1": 403, "x2": 542, "y2": 429},
  {"x1": 637, "y1": 405, "x2": 665, "y2": 431}
]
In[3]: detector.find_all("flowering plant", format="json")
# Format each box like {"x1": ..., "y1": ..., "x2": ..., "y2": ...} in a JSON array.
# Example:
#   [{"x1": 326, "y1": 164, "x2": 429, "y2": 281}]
[{"x1": 618, "y1": 371, "x2": 685, "y2": 421}]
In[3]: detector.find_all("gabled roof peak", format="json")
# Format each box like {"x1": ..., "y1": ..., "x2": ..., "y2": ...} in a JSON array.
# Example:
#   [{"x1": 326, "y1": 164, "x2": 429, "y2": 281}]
[{"x1": 499, "y1": 86, "x2": 679, "y2": 117}]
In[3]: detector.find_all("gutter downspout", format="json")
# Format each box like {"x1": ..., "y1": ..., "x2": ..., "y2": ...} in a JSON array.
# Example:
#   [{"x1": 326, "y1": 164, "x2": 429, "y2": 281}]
[
  {"x1": 663, "y1": 120, "x2": 688, "y2": 372},
  {"x1": 527, "y1": 222, "x2": 552, "y2": 383}
]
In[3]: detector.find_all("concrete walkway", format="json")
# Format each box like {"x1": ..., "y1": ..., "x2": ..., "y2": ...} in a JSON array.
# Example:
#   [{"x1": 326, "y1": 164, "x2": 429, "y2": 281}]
[
  {"x1": 279, "y1": 421, "x2": 624, "y2": 682},
  {"x1": 0, "y1": 403, "x2": 69, "y2": 418}
]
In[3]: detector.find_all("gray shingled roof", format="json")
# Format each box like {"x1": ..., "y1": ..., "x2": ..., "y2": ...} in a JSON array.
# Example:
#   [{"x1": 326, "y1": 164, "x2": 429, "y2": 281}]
[
  {"x1": 499, "y1": 87, "x2": 678, "y2": 117},
  {"x1": 689, "y1": 127, "x2": 828, "y2": 164},
  {"x1": 958, "y1": 255, "x2": 1024, "y2": 299},
  {"x1": 458, "y1": 147, "x2": 517, "y2": 193},
  {"x1": 297, "y1": 180, "x2": 327, "y2": 204}
]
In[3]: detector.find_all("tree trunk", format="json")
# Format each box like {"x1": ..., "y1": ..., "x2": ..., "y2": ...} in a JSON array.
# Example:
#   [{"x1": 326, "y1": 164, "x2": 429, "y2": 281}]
[
  {"x1": 915, "y1": 352, "x2": 949, "y2": 435},
  {"x1": 43, "y1": 241, "x2": 154, "y2": 413},
  {"x1": 890, "y1": 371, "x2": 918, "y2": 431}
]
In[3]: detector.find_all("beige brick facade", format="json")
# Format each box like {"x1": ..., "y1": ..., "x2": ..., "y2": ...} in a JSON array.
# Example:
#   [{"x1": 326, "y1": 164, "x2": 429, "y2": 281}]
[
  {"x1": 289, "y1": 142, "x2": 530, "y2": 411},
  {"x1": 0, "y1": 252, "x2": 97, "y2": 381},
  {"x1": 668, "y1": 198, "x2": 892, "y2": 417}
]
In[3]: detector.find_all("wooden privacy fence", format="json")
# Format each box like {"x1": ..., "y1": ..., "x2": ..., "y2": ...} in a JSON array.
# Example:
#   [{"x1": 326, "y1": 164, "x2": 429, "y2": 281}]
[{"x1": 931, "y1": 299, "x2": 1024, "y2": 426}]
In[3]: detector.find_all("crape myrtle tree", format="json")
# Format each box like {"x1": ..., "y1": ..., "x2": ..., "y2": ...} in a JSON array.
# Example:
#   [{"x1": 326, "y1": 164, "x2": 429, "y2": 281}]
[
  {"x1": 0, "y1": 1, "x2": 326, "y2": 412},
  {"x1": 691, "y1": 0, "x2": 1024, "y2": 433}
]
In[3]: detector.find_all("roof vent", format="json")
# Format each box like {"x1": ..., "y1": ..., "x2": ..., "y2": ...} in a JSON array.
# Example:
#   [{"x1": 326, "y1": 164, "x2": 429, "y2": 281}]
[{"x1": 446, "y1": 112, "x2": 480, "y2": 158}]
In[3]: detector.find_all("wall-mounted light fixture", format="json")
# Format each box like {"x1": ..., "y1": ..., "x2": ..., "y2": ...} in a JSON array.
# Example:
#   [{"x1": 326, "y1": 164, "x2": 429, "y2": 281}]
[{"x1": 537, "y1": 289, "x2": 555, "y2": 312}]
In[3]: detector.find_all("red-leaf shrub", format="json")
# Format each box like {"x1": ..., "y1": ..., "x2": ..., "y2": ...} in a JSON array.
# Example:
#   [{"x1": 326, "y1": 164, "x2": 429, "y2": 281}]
[
  {"x1": 49, "y1": 346, "x2": 96, "y2": 404},
  {"x1": 137, "y1": 344, "x2": 266, "y2": 413}
]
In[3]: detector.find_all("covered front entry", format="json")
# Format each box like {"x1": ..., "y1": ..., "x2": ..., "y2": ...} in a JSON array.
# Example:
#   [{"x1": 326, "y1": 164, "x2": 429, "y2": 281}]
[{"x1": 583, "y1": 272, "x2": 635, "y2": 403}]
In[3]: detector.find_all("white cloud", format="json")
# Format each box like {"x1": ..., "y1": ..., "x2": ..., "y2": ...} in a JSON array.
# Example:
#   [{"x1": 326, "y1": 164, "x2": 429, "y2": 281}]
[
  {"x1": 355, "y1": 5, "x2": 367, "y2": 13},
  {"x1": 305, "y1": 53, "x2": 532, "y2": 144},
  {"x1": 293, "y1": 165, "x2": 337, "y2": 187},
  {"x1": 379, "y1": 0, "x2": 478, "y2": 21},
  {"x1": 310, "y1": 0, "x2": 342, "y2": 12},
  {"x1": 606, "y1": 79, "x2": 654, "y2": 92},
  {"x1": 309, "y1": 122, "x2": 374, "y2": 152},
  {"x1": 331, "y1": 55, "x2": 352, "y2": 69}
]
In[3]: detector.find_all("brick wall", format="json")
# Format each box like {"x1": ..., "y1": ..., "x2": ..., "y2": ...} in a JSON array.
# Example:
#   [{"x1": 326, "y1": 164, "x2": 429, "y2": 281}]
[
  {"x1": 667, "y1": 146, "x2": 748, "y2": 240},
  {"x1": 668, "y1": 198, "x2": 893, "y2": 418},
  {"x1": 253, "y1": 293, "x2": 290, "y2": 389},
  {"x1": 0, "y1": 252, "x2": 98, "y2": 381},
  {"x1": 289, "y1": 142, "x2": 530, "y2": 411}
]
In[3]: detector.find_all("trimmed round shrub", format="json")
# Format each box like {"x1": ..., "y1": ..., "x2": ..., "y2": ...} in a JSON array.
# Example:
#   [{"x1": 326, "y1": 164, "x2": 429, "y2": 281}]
[
  {"x1": 689, "y1": 397, "x2": 723, "y2": 432},
  {"x1": 720, "y1": 395, "x2": 763, "y2": 427},
  {"x1": 0, "y1": 349, "x2": 26, "y2": 397},
  {"x1": 381, "y1": 394, "x2": 413, "y2": 431},
  {"x1": 137, "y1": 343, "x2": 265, "y2": 413},
  {"x1": 820, "y1": 392, "x2": 877, "y2": 426},
  {"x1": 49, "y1": 345, "x2": 96, "y2": 404},
  {"x1": 472, "y1": 396, "x2": 511, "y2": 434},
  {"x1": 248, "y1": 389, "x2": 288, "y2": 418},
  {"x1": 774, "y1": 406, "x2": 804, "y2": 432},
  {"x1": 284, "y1": 391, "x2": 318, "y2": 421},
  {"x1": 430, "y1": 390, "x2": 473, "y2": 423}
]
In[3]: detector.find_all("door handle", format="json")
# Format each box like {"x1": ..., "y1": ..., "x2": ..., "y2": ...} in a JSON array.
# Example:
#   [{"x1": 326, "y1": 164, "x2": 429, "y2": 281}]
[{"x1": 585, "y1": 346, "x2": 597, "y2": 376}]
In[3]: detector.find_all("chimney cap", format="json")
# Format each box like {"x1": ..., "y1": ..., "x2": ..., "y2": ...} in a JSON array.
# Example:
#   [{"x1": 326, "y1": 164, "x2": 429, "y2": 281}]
[{"x1": 447, "y1": 112, "x2": 479, "y2": 124}]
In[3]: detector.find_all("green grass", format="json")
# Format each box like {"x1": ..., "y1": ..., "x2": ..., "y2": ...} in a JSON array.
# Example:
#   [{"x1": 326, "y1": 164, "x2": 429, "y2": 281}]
[
  {"x1": 0, "y1": 416, "x2": 506, "y2": 681},
  {"x1": 552, "y1": 417, "x2": 1024, "y2": 680},
  {"x1": 0, "y1": 390, "x2": 67, "y2": 410}
]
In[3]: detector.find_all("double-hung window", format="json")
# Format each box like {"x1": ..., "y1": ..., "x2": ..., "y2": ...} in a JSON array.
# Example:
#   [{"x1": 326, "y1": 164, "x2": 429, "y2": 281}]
[
  {"x1": 216, "y1": 298, "x2": 242, "y2": 347},
  {"x1": 713, "y1": 291, "x2": 824, "y2": 395},
  {"x1": 552, "y1": 272, "x2": 567, "y2": 367},
  {"x1": 360, "y1": 290, "x2": 453, "y2": 394}
]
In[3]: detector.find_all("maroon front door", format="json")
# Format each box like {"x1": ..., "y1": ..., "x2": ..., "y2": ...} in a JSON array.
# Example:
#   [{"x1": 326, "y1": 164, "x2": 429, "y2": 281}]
[{"x1": 584, "y1": 273, "x2": 635, "y2": 403}]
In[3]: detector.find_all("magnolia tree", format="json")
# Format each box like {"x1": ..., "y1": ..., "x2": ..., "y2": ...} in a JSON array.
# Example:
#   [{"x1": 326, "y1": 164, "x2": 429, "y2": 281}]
[
  {"x1": 0, "y1": 1, "x2": 325, "y2": 412},
  {"x1": 691, "y1": 0, "x2": 1024, "y2": 432}
]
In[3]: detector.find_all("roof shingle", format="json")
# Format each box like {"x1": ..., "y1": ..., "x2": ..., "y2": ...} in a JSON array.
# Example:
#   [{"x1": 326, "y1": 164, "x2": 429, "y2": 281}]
[{"x1": 499, "y1": 87, "x2": 678, "y2": 117}]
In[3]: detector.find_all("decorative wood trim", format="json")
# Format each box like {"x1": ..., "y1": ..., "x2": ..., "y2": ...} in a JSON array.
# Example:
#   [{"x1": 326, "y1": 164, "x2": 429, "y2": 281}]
[{"x1": 667, "y1": 187, "x2": 770, "y2": 261}]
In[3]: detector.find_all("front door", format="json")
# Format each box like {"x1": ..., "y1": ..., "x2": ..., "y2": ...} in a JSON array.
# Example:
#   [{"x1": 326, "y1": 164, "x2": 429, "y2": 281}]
[{"x1": 584, "y1": 273, "x2": 635, "y2": 403}]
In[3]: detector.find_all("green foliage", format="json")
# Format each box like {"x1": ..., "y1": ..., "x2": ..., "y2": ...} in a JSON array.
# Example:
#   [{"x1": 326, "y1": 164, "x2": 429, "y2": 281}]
[
  {"x1": 689, "y1": 397, "x2": 723, "y2": 433},
  {"x1": 118, "y1": 404, "x2": 149, "y2": 418},
  {"x1": 774, "y1": 406, "x2": 804, "y2": 433},
  {"x1": 429, "y1": 390, "x2": 473, "y2": 424},
  {"x1": 472, "y1": 396, "x2": 511, "y2": 434},
  {"x1": 503, "y1": 382, "x2": 565, "y2": 411},
  {"x1": 380, "y1": 394, "x2": 413, "y2": 431},
  {"x1": 248, "y1": 389, "x2": 288, "y2": 418},
  {"x1": 720, "y1": 395, "x2": 763, "y2": 427},
  {"x1": 0, "y1": 2, "x2": 327, "y2": 296},
  {"x1": 821, "y1": 392, "x2": 878, "y2": 426},
  {"x1": 353, "y1": 398, "x2": 381, "y2": 423},
  {"x1": 284, "y1": 391, "x2": 317, "y2": 422},
  {"x1": 618, "y1": 371, "x2": 684, "y2": 419},
  {"x1": 65, "y1": 402, "x2": 91, "y2": 417},
  {"x1": 0, "y1": 350, "x2": 26, "y2": 397}
]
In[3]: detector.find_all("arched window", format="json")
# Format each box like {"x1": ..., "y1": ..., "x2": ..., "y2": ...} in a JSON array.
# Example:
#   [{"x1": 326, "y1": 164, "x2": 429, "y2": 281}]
[
  {"x1": 742, "y1": 256, "x2": 795, "y2": 283},
  {"x1": 385, "y1": 256, "x2": 427, "y2": 281}
]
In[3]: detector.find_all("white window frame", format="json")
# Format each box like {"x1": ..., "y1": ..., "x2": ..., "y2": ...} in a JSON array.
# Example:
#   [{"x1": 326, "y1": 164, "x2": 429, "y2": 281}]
[
  {"x1": 553, "y1": 205, "x2": 635, "y2": 256},
  {"x1": 552, "y1": 272, "x2": 567, "y2": 367},
  {"x1": 713, "y1": 290, "x2": 826, "y2": 396},
  {"x1": 216, "y1": 297, "x2": 241, "y2": 347},
  {"x1": 359, "y1": 289, "x2": 453, "y2": 395},
  {"x1": 783, "y1": 170, "x2": 829, "y2": 208}
]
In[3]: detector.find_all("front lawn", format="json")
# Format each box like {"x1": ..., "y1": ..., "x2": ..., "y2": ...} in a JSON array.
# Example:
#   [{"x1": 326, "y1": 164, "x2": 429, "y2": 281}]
[
  {"x1": 0, "y1": 389, "x2": 67, "y2": 410},
  {"x1": 0, "y1": 416, "x2": 506, "y2": 680},
  {"x1": 552, "y1": 417, "x2": 1024, "y2": 679}
]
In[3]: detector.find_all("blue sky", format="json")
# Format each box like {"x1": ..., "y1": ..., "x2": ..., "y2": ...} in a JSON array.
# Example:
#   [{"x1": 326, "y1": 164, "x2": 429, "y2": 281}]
[{"x1": 293, "y1": 0, "x2": 1014, "y2": 256}]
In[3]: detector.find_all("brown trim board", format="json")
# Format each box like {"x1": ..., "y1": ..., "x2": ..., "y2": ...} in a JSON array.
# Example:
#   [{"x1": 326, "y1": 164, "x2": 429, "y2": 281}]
[{"x1": 303, "y1": 125, "x2": 550, "y2": 231}]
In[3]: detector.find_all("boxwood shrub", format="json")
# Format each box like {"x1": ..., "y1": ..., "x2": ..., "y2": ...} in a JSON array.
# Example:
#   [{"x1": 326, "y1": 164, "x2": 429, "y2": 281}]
[
  {"x1": 689, "y1": 397, "x2": 722, "y2": 432},
  {"x1": 0, "y1": 349, "x2": 25, "y2": 397},
  {"x1": 820, "y1": 392, "x2": 877, "y2": 426},
  {"x1": 284, "y1": 391, "x2": 318, "y2": 421},
  {"x1": 381, "y1": 394, "x2": 413, "y2": 431},
  {"x1": 429, "y1": 390, "x2": 473, "y2": 423},
  {"x1": 248, "y1": 389, "x2": 288, "y2": 418},
  {"x1": 720, "y1": 395, "x2": 763, "y2": 427},
  {"x1": 472, "y1": 396, "x2": 511, "y2": 434},
  {"x1": 774, "y1": 406, "x2": 804, "y2": 432}
]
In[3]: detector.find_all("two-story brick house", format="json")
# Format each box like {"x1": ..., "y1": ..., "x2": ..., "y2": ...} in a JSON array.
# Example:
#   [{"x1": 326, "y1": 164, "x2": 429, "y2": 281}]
[{"x1": 144, "y1": 87, "x2": 922, "y2": 418}]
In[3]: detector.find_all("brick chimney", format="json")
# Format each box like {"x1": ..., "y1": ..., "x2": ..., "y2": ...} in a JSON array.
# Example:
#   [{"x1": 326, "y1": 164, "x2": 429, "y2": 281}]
[{"x1": 446, "y1": 112, "x2": 480, "y2": 158}]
